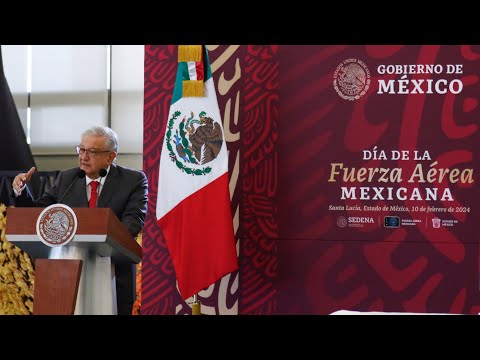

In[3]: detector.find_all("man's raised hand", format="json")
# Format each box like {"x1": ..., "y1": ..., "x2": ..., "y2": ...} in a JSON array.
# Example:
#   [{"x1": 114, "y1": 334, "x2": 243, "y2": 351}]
[{"x1": 13, "y1": 166, "x2": 36, "y2": 193}]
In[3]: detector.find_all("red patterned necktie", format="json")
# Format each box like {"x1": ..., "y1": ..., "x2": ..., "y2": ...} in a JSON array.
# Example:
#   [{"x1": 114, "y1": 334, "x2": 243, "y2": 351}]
[{"x1": 89, "y1": 181, "x2": 99, "y2": 208}]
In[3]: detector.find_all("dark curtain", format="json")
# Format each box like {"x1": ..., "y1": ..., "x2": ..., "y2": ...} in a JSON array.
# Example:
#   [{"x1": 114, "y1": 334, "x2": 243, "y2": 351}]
[{"x1": 0, "y1": 46, "x2": 38, "y2": 205}]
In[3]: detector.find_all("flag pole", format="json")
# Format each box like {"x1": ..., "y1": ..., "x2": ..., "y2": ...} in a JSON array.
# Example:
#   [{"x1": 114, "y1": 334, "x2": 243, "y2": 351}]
[{"x1": 192, "y1": 293, "x2": 201, "y2": 315}]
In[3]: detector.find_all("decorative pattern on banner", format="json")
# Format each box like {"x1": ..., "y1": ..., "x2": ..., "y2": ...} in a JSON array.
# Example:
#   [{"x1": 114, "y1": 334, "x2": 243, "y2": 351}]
[
  {"x1": 142, "y1": 45, "x2": 178, "y2": 314},
  {"x1": 239, "y1": 46, "x2": 279, "y2": 315}
]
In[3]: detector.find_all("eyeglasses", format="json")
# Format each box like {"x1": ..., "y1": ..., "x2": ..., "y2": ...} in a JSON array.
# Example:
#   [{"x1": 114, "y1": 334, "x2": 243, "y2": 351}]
[{"x1": 75, "y1": 146, "x2": 111, "y2": 157}]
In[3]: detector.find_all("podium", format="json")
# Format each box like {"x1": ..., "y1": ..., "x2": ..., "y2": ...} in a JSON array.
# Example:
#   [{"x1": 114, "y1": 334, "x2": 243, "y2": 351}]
[{"x1": 5, "y1": 207, "x2": 142, "y2": 315}]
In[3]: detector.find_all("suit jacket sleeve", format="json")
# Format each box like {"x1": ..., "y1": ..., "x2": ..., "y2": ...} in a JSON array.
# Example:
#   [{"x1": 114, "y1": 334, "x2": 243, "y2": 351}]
[
  {"x1": 13, "y1": 171, "x2": 62, "y2": 207},
  {"x1": 120, "y1": 170, "x2": 148, "y2": 238}
]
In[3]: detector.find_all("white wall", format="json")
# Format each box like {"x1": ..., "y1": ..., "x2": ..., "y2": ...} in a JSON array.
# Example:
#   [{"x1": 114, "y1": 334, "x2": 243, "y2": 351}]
[{"x1": 2, "y1": 45, "x2": 144, "y2": 171}]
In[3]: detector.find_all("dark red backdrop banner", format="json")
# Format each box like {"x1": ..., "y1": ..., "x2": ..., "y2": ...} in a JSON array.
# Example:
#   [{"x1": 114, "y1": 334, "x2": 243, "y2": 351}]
[{"x1": 143, "y1": 45, "x2": 479, "y2": 315}]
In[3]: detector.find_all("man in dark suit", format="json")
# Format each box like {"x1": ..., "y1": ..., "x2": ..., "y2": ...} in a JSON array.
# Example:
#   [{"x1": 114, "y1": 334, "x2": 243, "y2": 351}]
[{"x1": 12, "y1": 125, "x2": 148, "y2": 315}]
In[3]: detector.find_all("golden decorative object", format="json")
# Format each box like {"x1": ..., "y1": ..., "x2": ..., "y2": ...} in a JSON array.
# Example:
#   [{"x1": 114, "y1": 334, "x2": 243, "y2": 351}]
[
  {"x1": 0, "y1": 204, "x2": 35, "y2": 315},
  {"x1": 132, "y1": 232, "x2": 142, "y2": 315}
]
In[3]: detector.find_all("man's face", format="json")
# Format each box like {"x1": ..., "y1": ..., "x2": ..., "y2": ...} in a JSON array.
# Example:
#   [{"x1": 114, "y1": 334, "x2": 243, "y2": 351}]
[{"x1": 78, "y1": 135, "x2": 115, "y2": 178}]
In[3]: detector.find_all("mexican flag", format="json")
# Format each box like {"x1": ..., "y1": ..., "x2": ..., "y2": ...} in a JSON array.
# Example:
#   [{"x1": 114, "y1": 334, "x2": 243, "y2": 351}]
[{"x1": 156, "y1": 45, "x2": 238, "y2": 300}]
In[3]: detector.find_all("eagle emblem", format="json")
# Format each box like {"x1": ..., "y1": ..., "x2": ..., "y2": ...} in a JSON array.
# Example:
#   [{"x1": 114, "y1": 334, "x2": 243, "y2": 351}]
[{"x1": 165, "y1": 110, "x2": 223, "y2": 175}]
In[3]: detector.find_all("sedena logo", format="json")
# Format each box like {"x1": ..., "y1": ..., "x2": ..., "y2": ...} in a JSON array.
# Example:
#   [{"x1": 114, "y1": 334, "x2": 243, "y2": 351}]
[{"x1": 337, "y1": 216, "x2": 347, "y2": 228}]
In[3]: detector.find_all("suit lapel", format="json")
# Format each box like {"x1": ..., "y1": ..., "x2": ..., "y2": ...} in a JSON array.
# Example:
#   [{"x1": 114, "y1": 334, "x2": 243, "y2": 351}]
[
  {"x1": 98, "y1": 164, "x2": 118, "y2": 207},
  {"x1": 60, "y1": 173, "x2": 88, "y2": 207},
  {"x1": 76, "y1": 178, "x2": 89, "y2": 207}
]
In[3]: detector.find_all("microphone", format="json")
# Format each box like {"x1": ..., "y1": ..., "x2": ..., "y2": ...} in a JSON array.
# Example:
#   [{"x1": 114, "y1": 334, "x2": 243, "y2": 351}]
[
  {"x1": 99, "y1": 168, "x2": 107, "y2": 177},
  {"x1": 57, "y1": 169, "x2": 86, "y2": 204}
]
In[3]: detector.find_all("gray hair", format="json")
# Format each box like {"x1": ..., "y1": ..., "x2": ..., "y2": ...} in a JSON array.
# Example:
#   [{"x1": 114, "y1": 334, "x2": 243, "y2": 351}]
[{"x1": 82, "y1": 126, "x2": 119, "y2": 152}]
